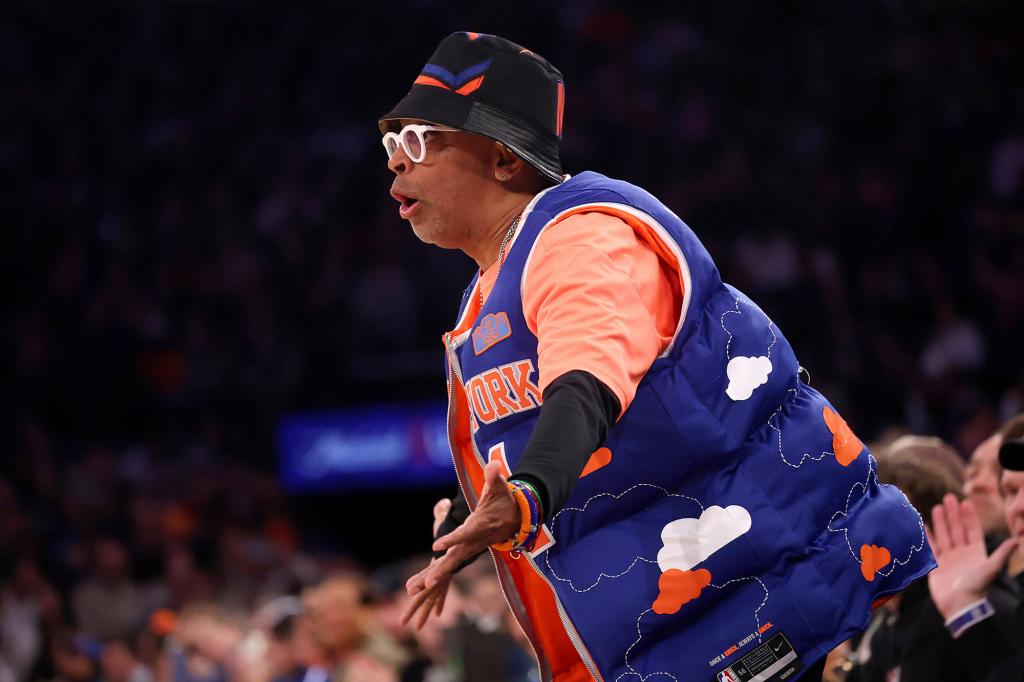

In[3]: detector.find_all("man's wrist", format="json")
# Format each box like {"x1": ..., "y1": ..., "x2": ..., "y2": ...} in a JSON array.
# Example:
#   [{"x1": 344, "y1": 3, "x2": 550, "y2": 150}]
[
  {"x1": 943, "y1": 597, "x2": 995, "y2": 638},
  {"x1": 509, "y1": 478, "x2": 545, "y2": 522}
]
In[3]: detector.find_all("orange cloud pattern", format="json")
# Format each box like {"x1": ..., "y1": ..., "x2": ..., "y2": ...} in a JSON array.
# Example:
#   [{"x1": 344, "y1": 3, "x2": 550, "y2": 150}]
[
  {"x1": 652, "y1": 568, "x2": 712, "y2": 615},
  {"x1": 580, "y1": 447, "x2": 613, "y2": 478},
  {"x1": 823, "y1": 406, "x2": 863, "y2": 466},
  {"x1": 860, "y1": 544, "x2": 891, "y2": 581}
]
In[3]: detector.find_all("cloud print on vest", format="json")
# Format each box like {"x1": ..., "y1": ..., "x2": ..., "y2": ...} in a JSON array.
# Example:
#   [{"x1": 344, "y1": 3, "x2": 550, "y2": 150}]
[{"x1": 657, "y1": 505, "x2": 753, "y2": 573}]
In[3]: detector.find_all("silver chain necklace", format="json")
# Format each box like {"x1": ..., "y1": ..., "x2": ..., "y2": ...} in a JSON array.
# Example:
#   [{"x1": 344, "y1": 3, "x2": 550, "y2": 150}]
[{"x1": 480, "y1": 216, "x2": 521, "y2": 309}]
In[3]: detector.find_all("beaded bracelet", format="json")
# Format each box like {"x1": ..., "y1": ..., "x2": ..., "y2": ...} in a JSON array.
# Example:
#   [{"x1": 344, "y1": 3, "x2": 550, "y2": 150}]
[
  {"x1": 514, "y1": 484, "x2": 541, "y2": 551},
  {"x1": 491, "y1": 482, "x2": 535, "y2": 551},
  {"x1": 514, "y1": 482, "x2": 541, "y2": 548},
  {"x1": 491, "y1": 480, "x2": 546, "y2": 552},
  {"x1": 512, "y1": 479, "x2": 545, "y2": 524}
]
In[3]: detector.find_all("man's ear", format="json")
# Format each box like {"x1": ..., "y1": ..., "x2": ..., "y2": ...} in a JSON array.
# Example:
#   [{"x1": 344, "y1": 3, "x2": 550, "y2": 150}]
[{"x1": 494, "y1": 143, "x2": 527, "y2": 182}]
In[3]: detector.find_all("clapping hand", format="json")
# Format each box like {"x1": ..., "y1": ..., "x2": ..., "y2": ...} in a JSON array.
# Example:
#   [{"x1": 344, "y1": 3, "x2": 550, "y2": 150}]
[{"x1": 926, "y1": 493, "x2": 1019, "y2": 619}]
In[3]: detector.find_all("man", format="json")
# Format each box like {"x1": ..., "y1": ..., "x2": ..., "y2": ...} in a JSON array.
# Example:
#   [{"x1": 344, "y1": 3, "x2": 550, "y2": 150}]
[
  {"x1": 965, "y1": 432, "x2": 1011, "y2": 538},
  {"x1": 844, "y1": 434, "x2": 1020, "y2": 682},
  {"x1": 1003, "y1": 437, "x2": 1024, "y2": 580},
  {"x1": 997, "y1": 415, "x2": 1024, "y2": 577},
  {"x1": 301, "y1": 575, "x2": 403, "y2": 682},
  {"x1": 381, "y1": 32, "x2": 935, "y2": 682},
  {"x1": 925, "y1": 435, "x2": 1024, "y2": 681}
]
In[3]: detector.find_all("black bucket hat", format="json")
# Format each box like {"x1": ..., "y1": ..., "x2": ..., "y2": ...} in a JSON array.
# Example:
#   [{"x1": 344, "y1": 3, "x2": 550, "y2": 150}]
[
  {"x1": 379, "y1": 32, "x2": 565, "y2": 184},
  {"x1": 1000, "y1": 437, "x2": 1024, "y2": 471}
]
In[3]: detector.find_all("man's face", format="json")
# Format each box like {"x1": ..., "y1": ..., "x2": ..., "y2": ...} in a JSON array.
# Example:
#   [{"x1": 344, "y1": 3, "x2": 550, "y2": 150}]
[
  {"x1": 1002, "y1": 468, "x2": 1024, "y2": 547},
  {"x1": 303, "y1": 577, "x2": 363, "y2": 654},
  {"x1": 965, "y1": 434, "x2": 1007, "y2": 535},
  {"x1": 386, "y1": 119, "x2": 498, "y2": 250}
]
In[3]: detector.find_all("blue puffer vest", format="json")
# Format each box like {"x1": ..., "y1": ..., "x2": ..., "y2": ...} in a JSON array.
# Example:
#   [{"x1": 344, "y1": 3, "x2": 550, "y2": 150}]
[{"x1": 441, "y1": 171, "x2": 934, "y2": 682}]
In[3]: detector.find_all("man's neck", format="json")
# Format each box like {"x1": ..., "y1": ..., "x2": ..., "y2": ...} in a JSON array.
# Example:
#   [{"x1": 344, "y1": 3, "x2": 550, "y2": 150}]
[{"x1": 468, "y1": 193, "x2": 535, "y2": 271}]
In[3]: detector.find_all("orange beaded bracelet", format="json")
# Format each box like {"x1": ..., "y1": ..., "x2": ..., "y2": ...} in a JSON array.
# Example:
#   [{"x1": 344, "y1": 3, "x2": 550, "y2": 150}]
[{"x1": 491, "y1": 482, "x2": 536, "y2": 552}]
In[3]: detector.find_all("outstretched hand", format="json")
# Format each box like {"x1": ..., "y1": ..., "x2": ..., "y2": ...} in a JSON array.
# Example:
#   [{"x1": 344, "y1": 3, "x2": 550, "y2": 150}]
[
  {"x1": 427, "y1": 459, "x2": 521, "y2": 583},
  {"x1": 401, "y1": 460, "x2": 521, "y2": 629},
  {"x1": 401, "y1": 497, "x2": 454, "y2": 629},
  {"x1": 926, "y1": 493, "x2": 1019, "y2": 619}
]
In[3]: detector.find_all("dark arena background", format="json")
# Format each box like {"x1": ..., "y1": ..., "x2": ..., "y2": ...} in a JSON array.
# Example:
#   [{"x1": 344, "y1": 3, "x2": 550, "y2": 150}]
[{"x1": 2, "y1": 2, "x2": 1023, "y2": 681}]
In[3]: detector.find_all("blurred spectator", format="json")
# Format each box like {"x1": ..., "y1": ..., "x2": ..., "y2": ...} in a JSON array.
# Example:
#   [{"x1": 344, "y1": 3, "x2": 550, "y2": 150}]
[
  {"x1": 287, "y1": 613, "x2": 331, "y2": 682},
  {"x1": 999, "y1": 416, "x2": 1024, "y2": 580},
  {"x1": 0, "y1": 559, "x2": 45, "y2": 680},
  {"x1": 99, "y1": 639, "x2": 152, "y2": 682},
  {"x1": 876, "y1": 435, "x2": 965, "y2": 514},
  {"x1": 966, "y1": 433, "x2": 1011, "y2": 539},
  {"x1": 301, "y1": 574, "x2": 404, "y2": 681},
  {"x1": 926, "y1": 490, "x2": 1023, "y2": 681},
  {"x1": 846, "y1": 431, "x2": 1024, "y2": 681},
  {"x1": 171, "y1": 603, "x2": 244, "y2": 682},
  {"x1": 394, "y1": 579, "x2": 462, "y2": 682},
  {"x1": 964, "y1": 414, "x2": 1024, "y2": 545},
  {"x1": 72, "y1": 538, "x2": 145, "y2": 641},
  {"x1": 848, "y1": 436, "x2": 971, "y2": 681},
  {"x1": 446, "y1": 562, "x2": 536, "y2": 682}
]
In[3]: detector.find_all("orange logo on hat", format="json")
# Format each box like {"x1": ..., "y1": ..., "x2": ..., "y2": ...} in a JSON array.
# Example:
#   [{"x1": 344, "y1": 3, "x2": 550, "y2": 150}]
[{"x1": 414, "y1": 59, "x2": 493, "y2": 97}]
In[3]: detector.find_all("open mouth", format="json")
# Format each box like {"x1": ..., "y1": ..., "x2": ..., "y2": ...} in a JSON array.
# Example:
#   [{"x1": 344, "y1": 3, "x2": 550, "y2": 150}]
[{"x1": 391, "y1": 190, "x2": 420, "y2": 218}]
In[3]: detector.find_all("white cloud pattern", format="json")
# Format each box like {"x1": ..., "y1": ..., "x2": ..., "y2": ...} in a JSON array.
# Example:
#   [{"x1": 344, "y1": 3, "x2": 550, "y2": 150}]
[
  {"x1": 725, "y1": 355, "x2": 772, "y2": 401},
  {"x1": 657, "y1": 505, "x2": 753, "y2": 572}
]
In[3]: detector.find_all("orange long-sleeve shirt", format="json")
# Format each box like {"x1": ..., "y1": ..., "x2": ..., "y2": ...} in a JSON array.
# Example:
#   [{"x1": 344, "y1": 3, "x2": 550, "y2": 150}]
[{"x1": 478, "y1": 210, "x2": 683, "y2": 412}]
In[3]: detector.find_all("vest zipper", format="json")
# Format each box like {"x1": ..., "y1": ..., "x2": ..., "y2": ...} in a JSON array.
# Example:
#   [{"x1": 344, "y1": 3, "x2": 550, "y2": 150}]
[
  {"x1": 522, "y1": 552, "x2": 602, "y2": 681},
  {"x1": 444, "y1": 332, "x2": 544, "y2": 678},
  {"x1": 443, "y1": 332, "x2": 601, "y2": 682}
]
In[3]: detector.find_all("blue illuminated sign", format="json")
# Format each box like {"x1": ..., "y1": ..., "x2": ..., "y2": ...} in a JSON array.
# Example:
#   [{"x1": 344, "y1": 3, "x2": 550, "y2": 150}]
[{"x1": 276, "y1": 403, "x2": 456, "y2": 492}]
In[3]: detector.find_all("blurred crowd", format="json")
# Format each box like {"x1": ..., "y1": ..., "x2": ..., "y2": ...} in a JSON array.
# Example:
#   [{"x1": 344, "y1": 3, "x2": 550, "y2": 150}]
[
  {"x1": 5, "y1": 2, "x2": 1024, "y2": 450},
  {"x1": 0, "y1": 460, "x2": 539, "y2": 682},
  {"x1": 2, "y1": 411, "x2": 1022, "y2": 682},
  {"x1": 3, "y1": 0, "x2": 1024, "y2": 681}
]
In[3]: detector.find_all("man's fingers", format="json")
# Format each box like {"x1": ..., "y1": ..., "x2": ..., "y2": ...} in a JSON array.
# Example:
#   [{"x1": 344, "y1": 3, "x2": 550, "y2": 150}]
[
  {"x1": 416, "y1": 592, "x2": 435, "y2": 629},
  {"x1": 400, "y1": 588, "x2": 433, "y2": 626},
  {"x1": 982, "y1": 538, "x2": 1020, "y2": 582},
  {"x1": 943, "y1": 493, "x2": 967, "y2": 548},
  {"x1": 434, "y1": 585, "x2": 448, "y2": 616},
  {"x1": 424, "y1": 555, "x2": 456, "y2": 589},
  {"x1": 930, "y1": 502, "x2": 951, "y2": 553},
  {"x1": 433, "y1": 498, "x2": 452, "y2": 536},
  {"x1": 432, "y1": 522, "x2": 470, "y2": 553},
  {"x1": 960, "y1": 498, "x2": 983, "y2": 546},
  {"x1": 400, "y1": 596, "x2": 421, "y2": 626},
  {"x1": 405, "y1": 564, "x2": 431, "y2": 594},
  {"x1": 478, "y1": 459, "x2": 508, "y2": 503},
  {"x1": 406, "y1": 569, "x2": 425, "y2": 592},
  {"x1": 433, "y1": 513, "x2": 492, "y2": 553},
  {"x1": 401, "y1": 580, "x2": 449, "y2": 629},
  {"x1": 425, "y1": 546, "x2": 472, "y2": 589}
]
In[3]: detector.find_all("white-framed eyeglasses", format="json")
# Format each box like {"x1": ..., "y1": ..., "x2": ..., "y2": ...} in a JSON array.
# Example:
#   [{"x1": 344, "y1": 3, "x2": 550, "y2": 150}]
[{"x1": 382, "y1": 123, "x2": 458, "y2": 163}]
